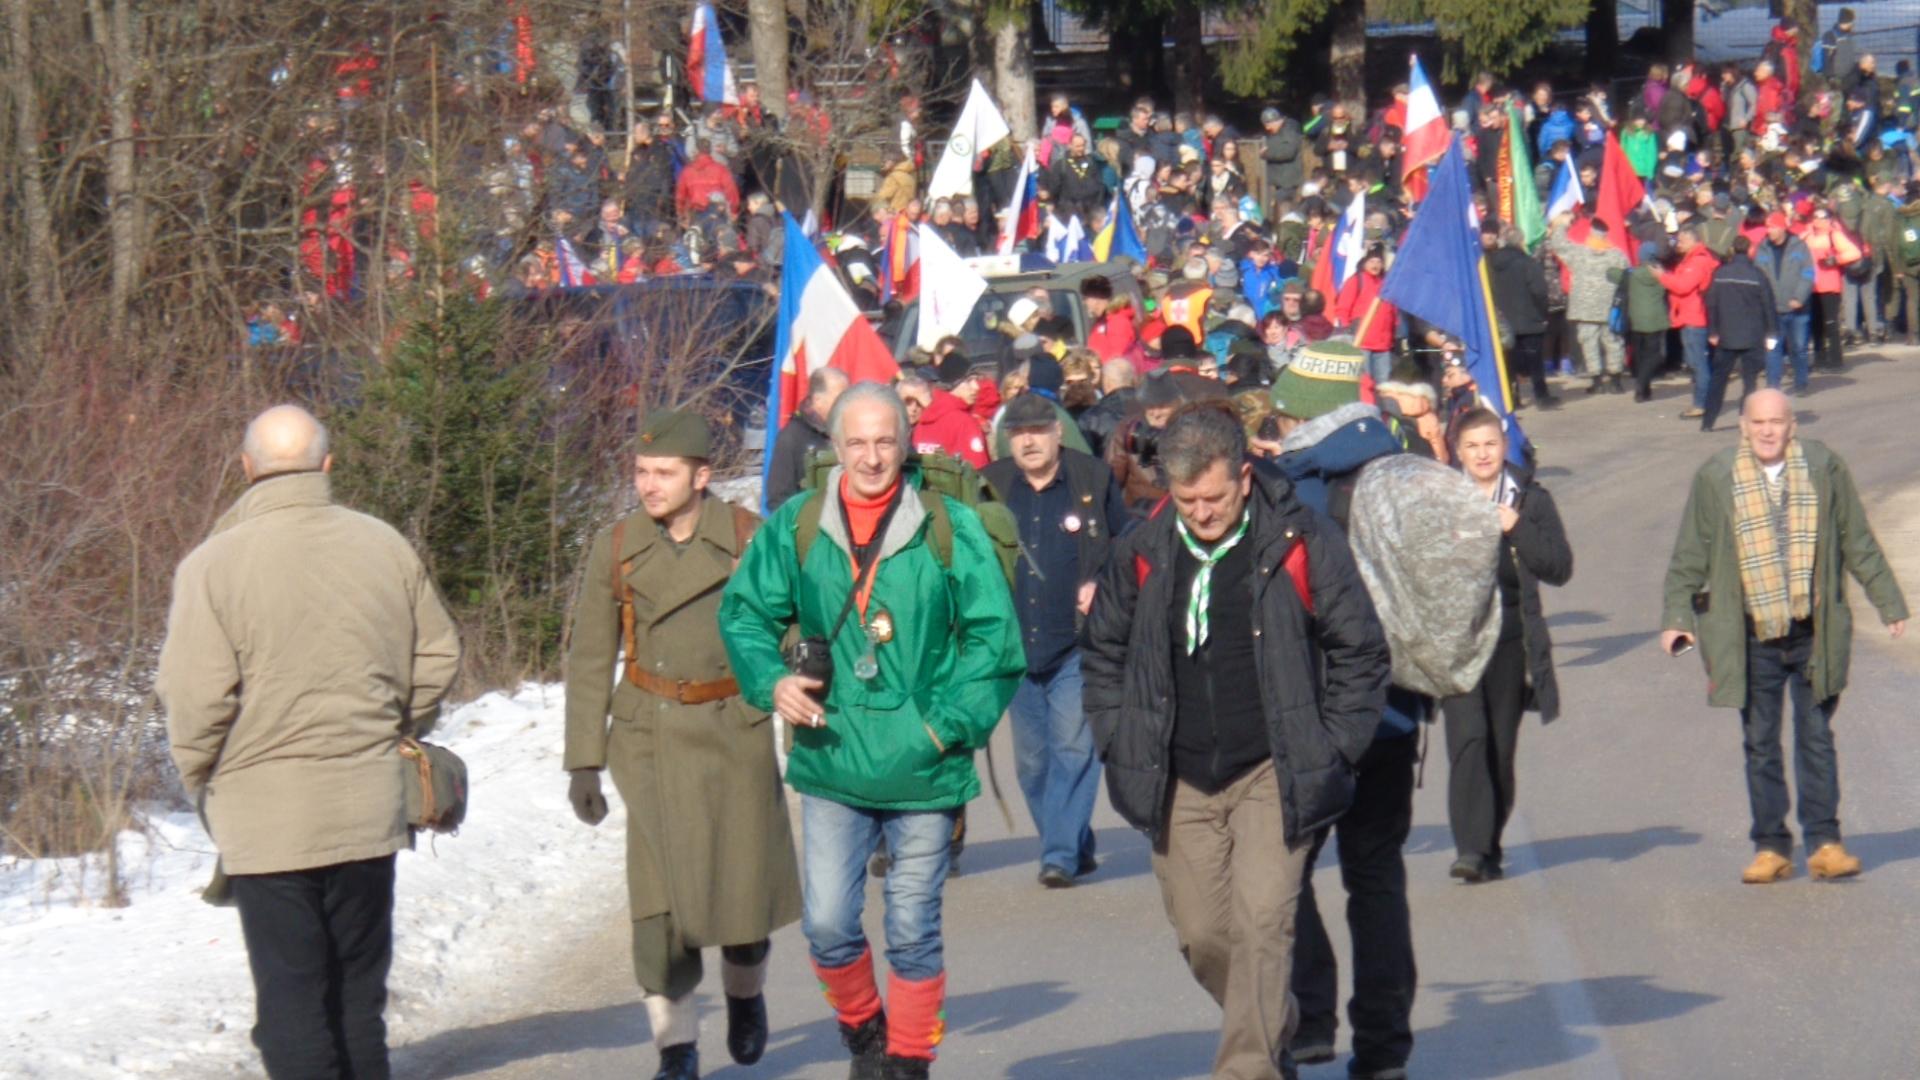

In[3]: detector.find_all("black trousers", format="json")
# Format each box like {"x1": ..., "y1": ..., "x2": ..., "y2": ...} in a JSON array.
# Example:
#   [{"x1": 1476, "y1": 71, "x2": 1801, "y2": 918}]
[
  {"x1": 1701, "y1": 345, "x2": 1764, "y2": 431},
  {"x1": 1443, "y1": 634, "x2": 1528, "y2": 864},
  {"x1": 1630, "y1": 330, "x2": 1667, "y2": 398},
  {"x1": 230, "y1": 855, "x2": 396, "y2": 1080},
  {"x1": 1292, "y1": 733, "x2": 1418, "y2": 1072},
  {"x1": 1814, "y1": 291, "x2": 1844, "y2": 369},
  {"x1": 1510, "y1": 332, "x2": 1550, "y2": 399}
]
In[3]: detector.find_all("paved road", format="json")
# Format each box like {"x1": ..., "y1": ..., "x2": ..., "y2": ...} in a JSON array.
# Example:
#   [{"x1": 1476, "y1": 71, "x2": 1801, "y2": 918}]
[{"x1": 398, "y1": 353, "x2": 1920, "y2": 1080}]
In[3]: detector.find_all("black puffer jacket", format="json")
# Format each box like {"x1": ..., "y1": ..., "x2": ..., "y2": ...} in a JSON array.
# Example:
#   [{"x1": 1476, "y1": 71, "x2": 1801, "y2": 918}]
[{"x1": 1082, "y1": 465, "x2": 1391, "y2": 844}]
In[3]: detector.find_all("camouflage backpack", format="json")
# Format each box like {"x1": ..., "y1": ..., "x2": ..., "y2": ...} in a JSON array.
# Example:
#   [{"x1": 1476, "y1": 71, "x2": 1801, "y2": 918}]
[{"x1": 794, "y1": 450, "x2": 1020, "y2": 586}]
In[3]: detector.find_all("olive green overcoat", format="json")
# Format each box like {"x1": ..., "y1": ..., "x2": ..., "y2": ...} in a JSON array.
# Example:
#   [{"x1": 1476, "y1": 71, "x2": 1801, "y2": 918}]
[{"x1": 565, "y1": 496, "x2": 801, "y2": 947}]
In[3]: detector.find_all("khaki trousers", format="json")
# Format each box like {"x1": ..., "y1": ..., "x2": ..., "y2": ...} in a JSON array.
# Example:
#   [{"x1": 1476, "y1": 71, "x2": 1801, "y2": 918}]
[{"x1": 1152, "y1": 759, "x2": 1310, "y2": 1080}]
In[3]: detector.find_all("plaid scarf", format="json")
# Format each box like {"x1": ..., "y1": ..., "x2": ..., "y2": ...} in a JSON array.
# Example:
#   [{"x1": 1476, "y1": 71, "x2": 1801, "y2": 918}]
[{"x1": 1731, "y1": 439, "x2": 1817, "y2": 641}]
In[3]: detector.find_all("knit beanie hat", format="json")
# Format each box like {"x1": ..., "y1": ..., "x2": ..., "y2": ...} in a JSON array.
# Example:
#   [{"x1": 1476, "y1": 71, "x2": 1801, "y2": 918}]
[{"x1": 1271, "y1": 340, "x2": 1366, "y2": 419}]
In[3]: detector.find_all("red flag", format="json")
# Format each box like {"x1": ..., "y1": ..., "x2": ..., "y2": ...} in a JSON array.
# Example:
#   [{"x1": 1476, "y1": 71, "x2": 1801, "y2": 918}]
[
  {"x1": 1308, "y1": 228, "x2": 1334, "y2": 302},
  {"x1": 1593, "y1": 132, "x2": 1646, "y2": 265}
]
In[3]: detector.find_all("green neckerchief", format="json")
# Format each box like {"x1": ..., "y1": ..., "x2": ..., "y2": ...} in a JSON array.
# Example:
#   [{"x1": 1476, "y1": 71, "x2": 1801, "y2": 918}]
[{"x1": 1175, "y1": 510, "x2": 1251, "y2": 655}]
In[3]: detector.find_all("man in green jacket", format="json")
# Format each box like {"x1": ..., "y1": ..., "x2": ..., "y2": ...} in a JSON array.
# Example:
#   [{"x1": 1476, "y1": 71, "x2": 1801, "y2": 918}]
[
  {"x1": 719, "y1": 382, "x2": 1023, "y2": 1079},
  {"x1": 1661, "y1": 390, "x2": 1907, "y2": 885},
  {"x1": 564, "y1": 410, "x2": 802, "y2": 1080}
]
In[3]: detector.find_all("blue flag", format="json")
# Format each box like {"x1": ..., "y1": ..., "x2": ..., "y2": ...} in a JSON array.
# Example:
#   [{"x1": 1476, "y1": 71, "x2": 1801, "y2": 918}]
[
  {"x1": 1379, "y1": 136, "x2": 1529, "y2": 464},
  {"x1": 1108, "y1": 193, "x2": 1149, "y2": 264}
]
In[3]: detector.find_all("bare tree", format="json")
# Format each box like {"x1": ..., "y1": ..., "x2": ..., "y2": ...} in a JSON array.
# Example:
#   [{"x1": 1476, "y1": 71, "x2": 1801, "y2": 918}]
[
  {"x1": 6, "y1": 0, "x2": 61, "y2": 347},
  {"x1": 991, "y1": 7, "x2": 1035, "y2": 144},
  {"x1": 748, "y1": 0, "x2": 790, "y2": 118}
]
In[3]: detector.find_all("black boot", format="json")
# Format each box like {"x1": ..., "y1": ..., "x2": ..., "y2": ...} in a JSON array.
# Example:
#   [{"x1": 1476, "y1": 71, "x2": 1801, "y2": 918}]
[
  {"x1": 654, "y1": 1042, "x2": 699, "y2": 1080},
  {"x1": 726, "y1": 994, "x2": 768, "y2": 1066},
  {"x1": 1585, "y1": 377, "x2": 1604, "y2": 395},
  {"x1": 1608, "y1": 374, "x2": 1627, "y2": 394},
  {"x1": 841, "y1": 1012, "x2": 888, "y2": 1080},
  {"x1": 883, "y1": 1055, "x2": 932, "y2": 1080}
]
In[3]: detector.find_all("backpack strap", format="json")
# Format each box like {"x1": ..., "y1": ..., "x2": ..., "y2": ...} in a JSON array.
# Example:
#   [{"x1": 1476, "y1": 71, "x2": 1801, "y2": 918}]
[
  {"x1": 794, "y1": 489, "x2": 825, "y2": 569},
  {"x1": 728, "y1": 502, "x2": 759, "y2": 570},
  {"x1": 611, "y1": 520, "x2": 640, "y2": 687},
  {"x1": 918, "y1": 489, "x2": 954, "y2": 569}
]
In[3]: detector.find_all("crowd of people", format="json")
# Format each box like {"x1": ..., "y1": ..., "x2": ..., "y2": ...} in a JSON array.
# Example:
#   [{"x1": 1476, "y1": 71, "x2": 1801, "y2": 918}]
[{"x1": 172, "y1": 14, "x2": 1920, "y2": 1080}]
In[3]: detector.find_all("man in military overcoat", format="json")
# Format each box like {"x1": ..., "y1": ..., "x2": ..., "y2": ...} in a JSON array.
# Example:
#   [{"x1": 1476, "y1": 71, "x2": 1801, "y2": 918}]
[{"x1": 565, "y1": 411, "x2": 803, "y2": 1080}]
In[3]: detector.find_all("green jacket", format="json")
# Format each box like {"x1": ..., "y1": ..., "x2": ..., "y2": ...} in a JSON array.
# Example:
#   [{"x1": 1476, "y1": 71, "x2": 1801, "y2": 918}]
[
  {"x1": 1621, "y1": 127, "x2": 1658, "y2": 180},
  {"x1": 1896, "y1": 202, "x2": 1920, "y2": 276},
  {"x1": 1859, "y1": 192, "x2": 1899, "y2": 271},
  {"x1": 718, "y1": 465, "x2": 1023, "y2": 811},
  {"x1": 1611, "y1": 263, "x2": 1671, "y2": 333},
  {"x1": 1661, "y1": 440, "x2": 1908, "y2": 709}
]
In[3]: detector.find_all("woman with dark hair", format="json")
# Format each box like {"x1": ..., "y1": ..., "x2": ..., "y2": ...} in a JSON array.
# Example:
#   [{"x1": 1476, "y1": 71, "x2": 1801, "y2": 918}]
[{"x1": 1441, "y1": 409, "x2": 1574, "y2": 883}]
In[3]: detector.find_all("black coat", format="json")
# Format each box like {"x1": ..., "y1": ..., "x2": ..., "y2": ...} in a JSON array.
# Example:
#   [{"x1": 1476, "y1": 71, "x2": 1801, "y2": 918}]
[
  {"x1": 765, "y1": 406, "x2": 832, "y2": 512},
  {"x1": 1082, "y1": 466, "x2": 1391, "y2": 845},
  {"x1": 1503, "y1": 466, "x2": 1575, "y2": 722},
  {"x1": 1705, "y1": 254, "x2": 1779, "y2": 352},
  {"x1": 1076, "y1": 387, "x2": 1136, "y2": 460},
  {"x1": 1486, "y1": 245, "x2": 1551, "y2": 337}
]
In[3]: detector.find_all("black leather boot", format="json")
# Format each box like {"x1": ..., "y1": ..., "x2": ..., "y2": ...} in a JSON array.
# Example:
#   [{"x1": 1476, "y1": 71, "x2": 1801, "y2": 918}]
[
  {"x1": 883, "y1": 1054, "x2": 932, "y2": 1079},
  {"x1": 654, "y1": 1042, "x2": 699, "y2": 1080},
  {"x1": 726, "y1": 993, "x2": 768, "y2": 1065},
  {"x1": 841, "y1": 1012, "x2": 888, "y2": 1080}
]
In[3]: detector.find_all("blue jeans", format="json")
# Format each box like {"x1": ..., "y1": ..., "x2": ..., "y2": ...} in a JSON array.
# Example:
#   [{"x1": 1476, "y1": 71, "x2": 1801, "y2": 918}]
[
  {"x1": 1739, "y1": 623, "x2": 1841, "y2": 856},
  {"x1": 1766, "y1": 309, "x2": 1812, "y2": 390},
  {"x1": 1364, "y1": 350, "x2": 1395, "y2": 385},
  {"x1": 1679, "y1": 327, "x2": 1711, "y2": 409},
  {"x1": 1008, "y1": 654, "x2": 1099, "y2": 875},
  {"x1": 801, "y1": 796, "x2": 955, "y2": 980}
]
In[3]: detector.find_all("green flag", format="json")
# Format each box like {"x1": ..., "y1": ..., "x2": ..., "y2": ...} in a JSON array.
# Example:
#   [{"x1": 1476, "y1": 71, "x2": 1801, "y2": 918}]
[{"x1": 1503, "y1": 104, "x2": 1547, "y2": 253}]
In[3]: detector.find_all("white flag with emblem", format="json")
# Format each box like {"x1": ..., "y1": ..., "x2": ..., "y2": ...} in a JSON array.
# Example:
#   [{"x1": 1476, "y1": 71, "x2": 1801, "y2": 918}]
[
  {"x1": 928, "y1": 79, "x2": 1012, "y2": 202},
  {"x1": 916, "y1": 223, "x2": 989, "y2": 350}
]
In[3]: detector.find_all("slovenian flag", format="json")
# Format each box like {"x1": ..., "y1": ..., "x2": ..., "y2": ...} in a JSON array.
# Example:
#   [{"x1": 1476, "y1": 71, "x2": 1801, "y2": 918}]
[
  {"x1": 555, "y1": 234, "x2": 596, "y2": 288},
  {"x1": 1545, "y1": 156, "x2": 1585, "y2": 220},
  {"x1": 998, "y1": 144, "x2": 1039, "y2": 255},
  {"x1": 1401, "y1": 55, "x2": 1448, "y2": 189},
  {"x1": 688, "y1": 3, "x2": 737, "y2": 105},
  {"x1": 761, "y1": 214, "x2": 900, "y2": 504}
]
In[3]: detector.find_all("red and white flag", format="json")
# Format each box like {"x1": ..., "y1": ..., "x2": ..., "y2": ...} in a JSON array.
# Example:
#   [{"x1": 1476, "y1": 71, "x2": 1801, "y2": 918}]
[{"x1": 1401, "y1": 55, "x2": 1449, "y2": 183}]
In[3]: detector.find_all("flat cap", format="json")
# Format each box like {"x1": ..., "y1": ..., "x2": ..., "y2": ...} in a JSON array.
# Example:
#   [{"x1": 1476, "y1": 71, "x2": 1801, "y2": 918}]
[{"x1": 634, "y1": 409, "x2": 713, "y2": 459}]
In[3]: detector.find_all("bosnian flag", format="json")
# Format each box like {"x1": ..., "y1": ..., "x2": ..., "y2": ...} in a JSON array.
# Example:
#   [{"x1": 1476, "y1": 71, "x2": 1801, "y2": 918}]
[
  {"x1": 1545, "y1": 157, "x2": 1585, "y2": 219},
  {"x1": 1401, "y1": 55, "x2": 1448, "y2": 182},
  {"x1": 998, "y1": 144, "x2": 1039, "y2": 254},
  {"x1": 1330, "y1": 190, "x2": 1368, "y2": 293},
  {"x1": 687, "y1": 3, "x2": 737, "y2": 105},
  {"x1": 929, "y1": 79, "x2": 1011, "y2": 201},
  {"x1": 761, "y1": 213, "x2": 899, "y2": 503}
]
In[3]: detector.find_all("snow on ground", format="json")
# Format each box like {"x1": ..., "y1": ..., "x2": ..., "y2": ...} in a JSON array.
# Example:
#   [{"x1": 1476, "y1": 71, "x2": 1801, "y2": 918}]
[{"x1": 0, "y1": 684, "x2": 627, "y2": 1079}]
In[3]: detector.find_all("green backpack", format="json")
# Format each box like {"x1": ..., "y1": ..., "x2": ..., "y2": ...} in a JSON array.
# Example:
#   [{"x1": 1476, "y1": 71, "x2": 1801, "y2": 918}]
[
  {"x1": 1900, "y1": 222, "x2": 1920, "y2": 268},
  {"x1": 794, "y1": 450, "x2": 1021, "y2": 586}
]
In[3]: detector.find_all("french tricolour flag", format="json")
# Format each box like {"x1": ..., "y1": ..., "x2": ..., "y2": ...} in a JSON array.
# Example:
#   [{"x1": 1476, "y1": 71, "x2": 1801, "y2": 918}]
[
  {"x1": 688, "y1": 3, "x2": 737, "y2": 105},
  {"x1": 1329, "y1": 190, "x2": 1367, "y2": 292},
  {"x1": 1545, "y1": 157, "x2": 1585, "y2": 220},
  {"x1": 1401, "y1": 55, "x2": 1448, "y2": 182},
  {"x1": 761, "y1": 213, "x2": 899, "y2": 504}
]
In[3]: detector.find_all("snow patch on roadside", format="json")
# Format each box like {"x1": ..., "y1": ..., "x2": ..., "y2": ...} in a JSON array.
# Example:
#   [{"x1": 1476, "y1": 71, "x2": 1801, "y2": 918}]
[{"x1": 0, "y1": 684, "x2": 625, "y2": 1079}]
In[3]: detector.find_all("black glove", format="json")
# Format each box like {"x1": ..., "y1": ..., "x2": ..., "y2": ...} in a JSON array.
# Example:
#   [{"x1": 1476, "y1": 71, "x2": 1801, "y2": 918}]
[{"x1": 569, "y1": 768, "x2": 609, "y2": 826}]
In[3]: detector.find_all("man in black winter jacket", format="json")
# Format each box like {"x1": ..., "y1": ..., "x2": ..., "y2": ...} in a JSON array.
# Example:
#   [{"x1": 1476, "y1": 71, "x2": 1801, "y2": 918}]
[
  {"x1": 1083, "y1": 404, "x2": 1390, "y2": 1080},
  {"x1": 1704, "y1": 236, "x2": 1780, "y2": 433},
  {"x1": 1483, "y1": 223, "x2": 1558, "y2": 408},
  {"x1": 763, "y1": 367, "x2": 848, "y2": 510}
]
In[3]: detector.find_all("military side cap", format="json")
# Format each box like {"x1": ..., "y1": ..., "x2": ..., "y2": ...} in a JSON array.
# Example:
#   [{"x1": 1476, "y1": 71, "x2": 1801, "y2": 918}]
[
  {"x1": 634, "y1": 409, "x2": 713, "y2": 459},
  {"x1": 1271, "y1": 340, "x2": 1364, "y2": 420}
]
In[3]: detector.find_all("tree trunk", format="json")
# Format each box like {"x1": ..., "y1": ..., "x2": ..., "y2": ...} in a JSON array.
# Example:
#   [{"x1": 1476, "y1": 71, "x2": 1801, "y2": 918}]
[
  {"x1": 7, "y1": 0, "x2": 59, "y2": 344},
  {"x1": 1586, "y1": 0, "x2": 1620, "y2": 82},
  {"x1": 1662, "y1": 0, "x2": 1694, "y2": 63},
  {"x1": 1329, "y1": 0, "x2": 1366, "y2": 107},
  {"x1": 993, "y1": 14, "x2": 1035, "y2": 147},
  {"x1": 89, "y1": 0, "x2": 139, "y2": 343},
  {"x1": 748, "y1": 0, "x2": 788, "y2": 119},
  {"x1": 1168, "y1": 2, "x2": 1205, "y2": 115}
]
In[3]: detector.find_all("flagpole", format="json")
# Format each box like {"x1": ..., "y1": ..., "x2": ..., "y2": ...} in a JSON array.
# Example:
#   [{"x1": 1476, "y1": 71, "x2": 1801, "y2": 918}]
[{"x1": 1476, "y1": 258, "x2": 1514, "y2": 407}]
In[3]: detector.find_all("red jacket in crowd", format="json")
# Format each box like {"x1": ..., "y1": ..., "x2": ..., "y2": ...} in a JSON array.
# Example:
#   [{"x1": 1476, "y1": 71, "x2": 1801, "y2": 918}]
[
  {"x1": 1657, "y1": 244, "x2": 1720, "y2": 328},
  {"x1": 1086, "y1": 304, "x2": 1141, "y2": 367},
  {"x1": 676, "y1": 152, "x2": 740, "y2": 219},
  {"x1": 1333, "y1": 269, "x2": 1396, "y2": 352},
  {"x1": 1770, "y1": 23, "x2": 1801, "y2": 103},
  {"x1": 1752, "y1": 75, "x2": 1788, "y2": 133},
  {"x1": 912, "y1": 389, "x2": 988, "y2": 469}
]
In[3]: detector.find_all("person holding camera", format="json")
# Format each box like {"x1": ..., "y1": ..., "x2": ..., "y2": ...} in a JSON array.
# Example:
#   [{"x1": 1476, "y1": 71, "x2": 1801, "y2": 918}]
[
  {"x1": 564, "y1": 410, "x2": 802, "y2": 1080},
  {"x1": 719, "y1": 383, "x2": 1023, "y2": 1080},
  {"x1": 1661, "y1": 390, "x2": 1906, "y2": 884}
]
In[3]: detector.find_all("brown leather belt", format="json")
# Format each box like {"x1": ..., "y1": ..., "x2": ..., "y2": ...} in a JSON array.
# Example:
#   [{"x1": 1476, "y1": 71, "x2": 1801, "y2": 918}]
[{"x1": 626, "y1": 665, "x2": 740, "y2": 705}]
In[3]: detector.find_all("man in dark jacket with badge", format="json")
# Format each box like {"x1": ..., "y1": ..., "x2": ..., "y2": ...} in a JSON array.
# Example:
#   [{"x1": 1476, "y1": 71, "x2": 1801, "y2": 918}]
[
  {"x1": 565, "y1": 410, "x2": 803, "y2": 1080},
  {"x1": 1082, "y1": 403, "x2": 1391, "y2": 1080},
  {"x1": 982, "y1": 394, "x2": 1131, "y2": 888}
]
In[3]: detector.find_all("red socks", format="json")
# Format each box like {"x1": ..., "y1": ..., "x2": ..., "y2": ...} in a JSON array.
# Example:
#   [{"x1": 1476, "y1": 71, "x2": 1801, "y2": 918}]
[
  {"x1": 885, "y1": 971, "x2": 948, "y2": 1061},
  {"x1": 812, "y1": 949, "x2": 882, "y2": 1028}
]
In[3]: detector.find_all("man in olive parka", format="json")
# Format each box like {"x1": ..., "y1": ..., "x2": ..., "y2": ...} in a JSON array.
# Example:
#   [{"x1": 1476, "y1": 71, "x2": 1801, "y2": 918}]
[{"x1": 565, "y1": 410, "x2": 802, "y2": 1080}]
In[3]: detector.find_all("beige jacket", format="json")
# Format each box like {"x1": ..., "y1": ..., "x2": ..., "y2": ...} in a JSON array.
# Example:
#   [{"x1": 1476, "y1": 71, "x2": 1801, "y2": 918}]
[{"x1": 157, "y1": 472, "x2": 460, "y2": 875}]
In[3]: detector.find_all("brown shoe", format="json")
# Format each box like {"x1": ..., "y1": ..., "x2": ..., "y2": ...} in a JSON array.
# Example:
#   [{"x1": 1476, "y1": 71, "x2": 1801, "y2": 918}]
[
  {"x1": 1679, "y1": 407, "x2": 1706, "y2": 419},
  {"x1": 1741, "y1": 850, "x2": 1793, "y2": 884},
  {"x1": 1807, "y1": 842, "x2": 1863, "y2": 880}
]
